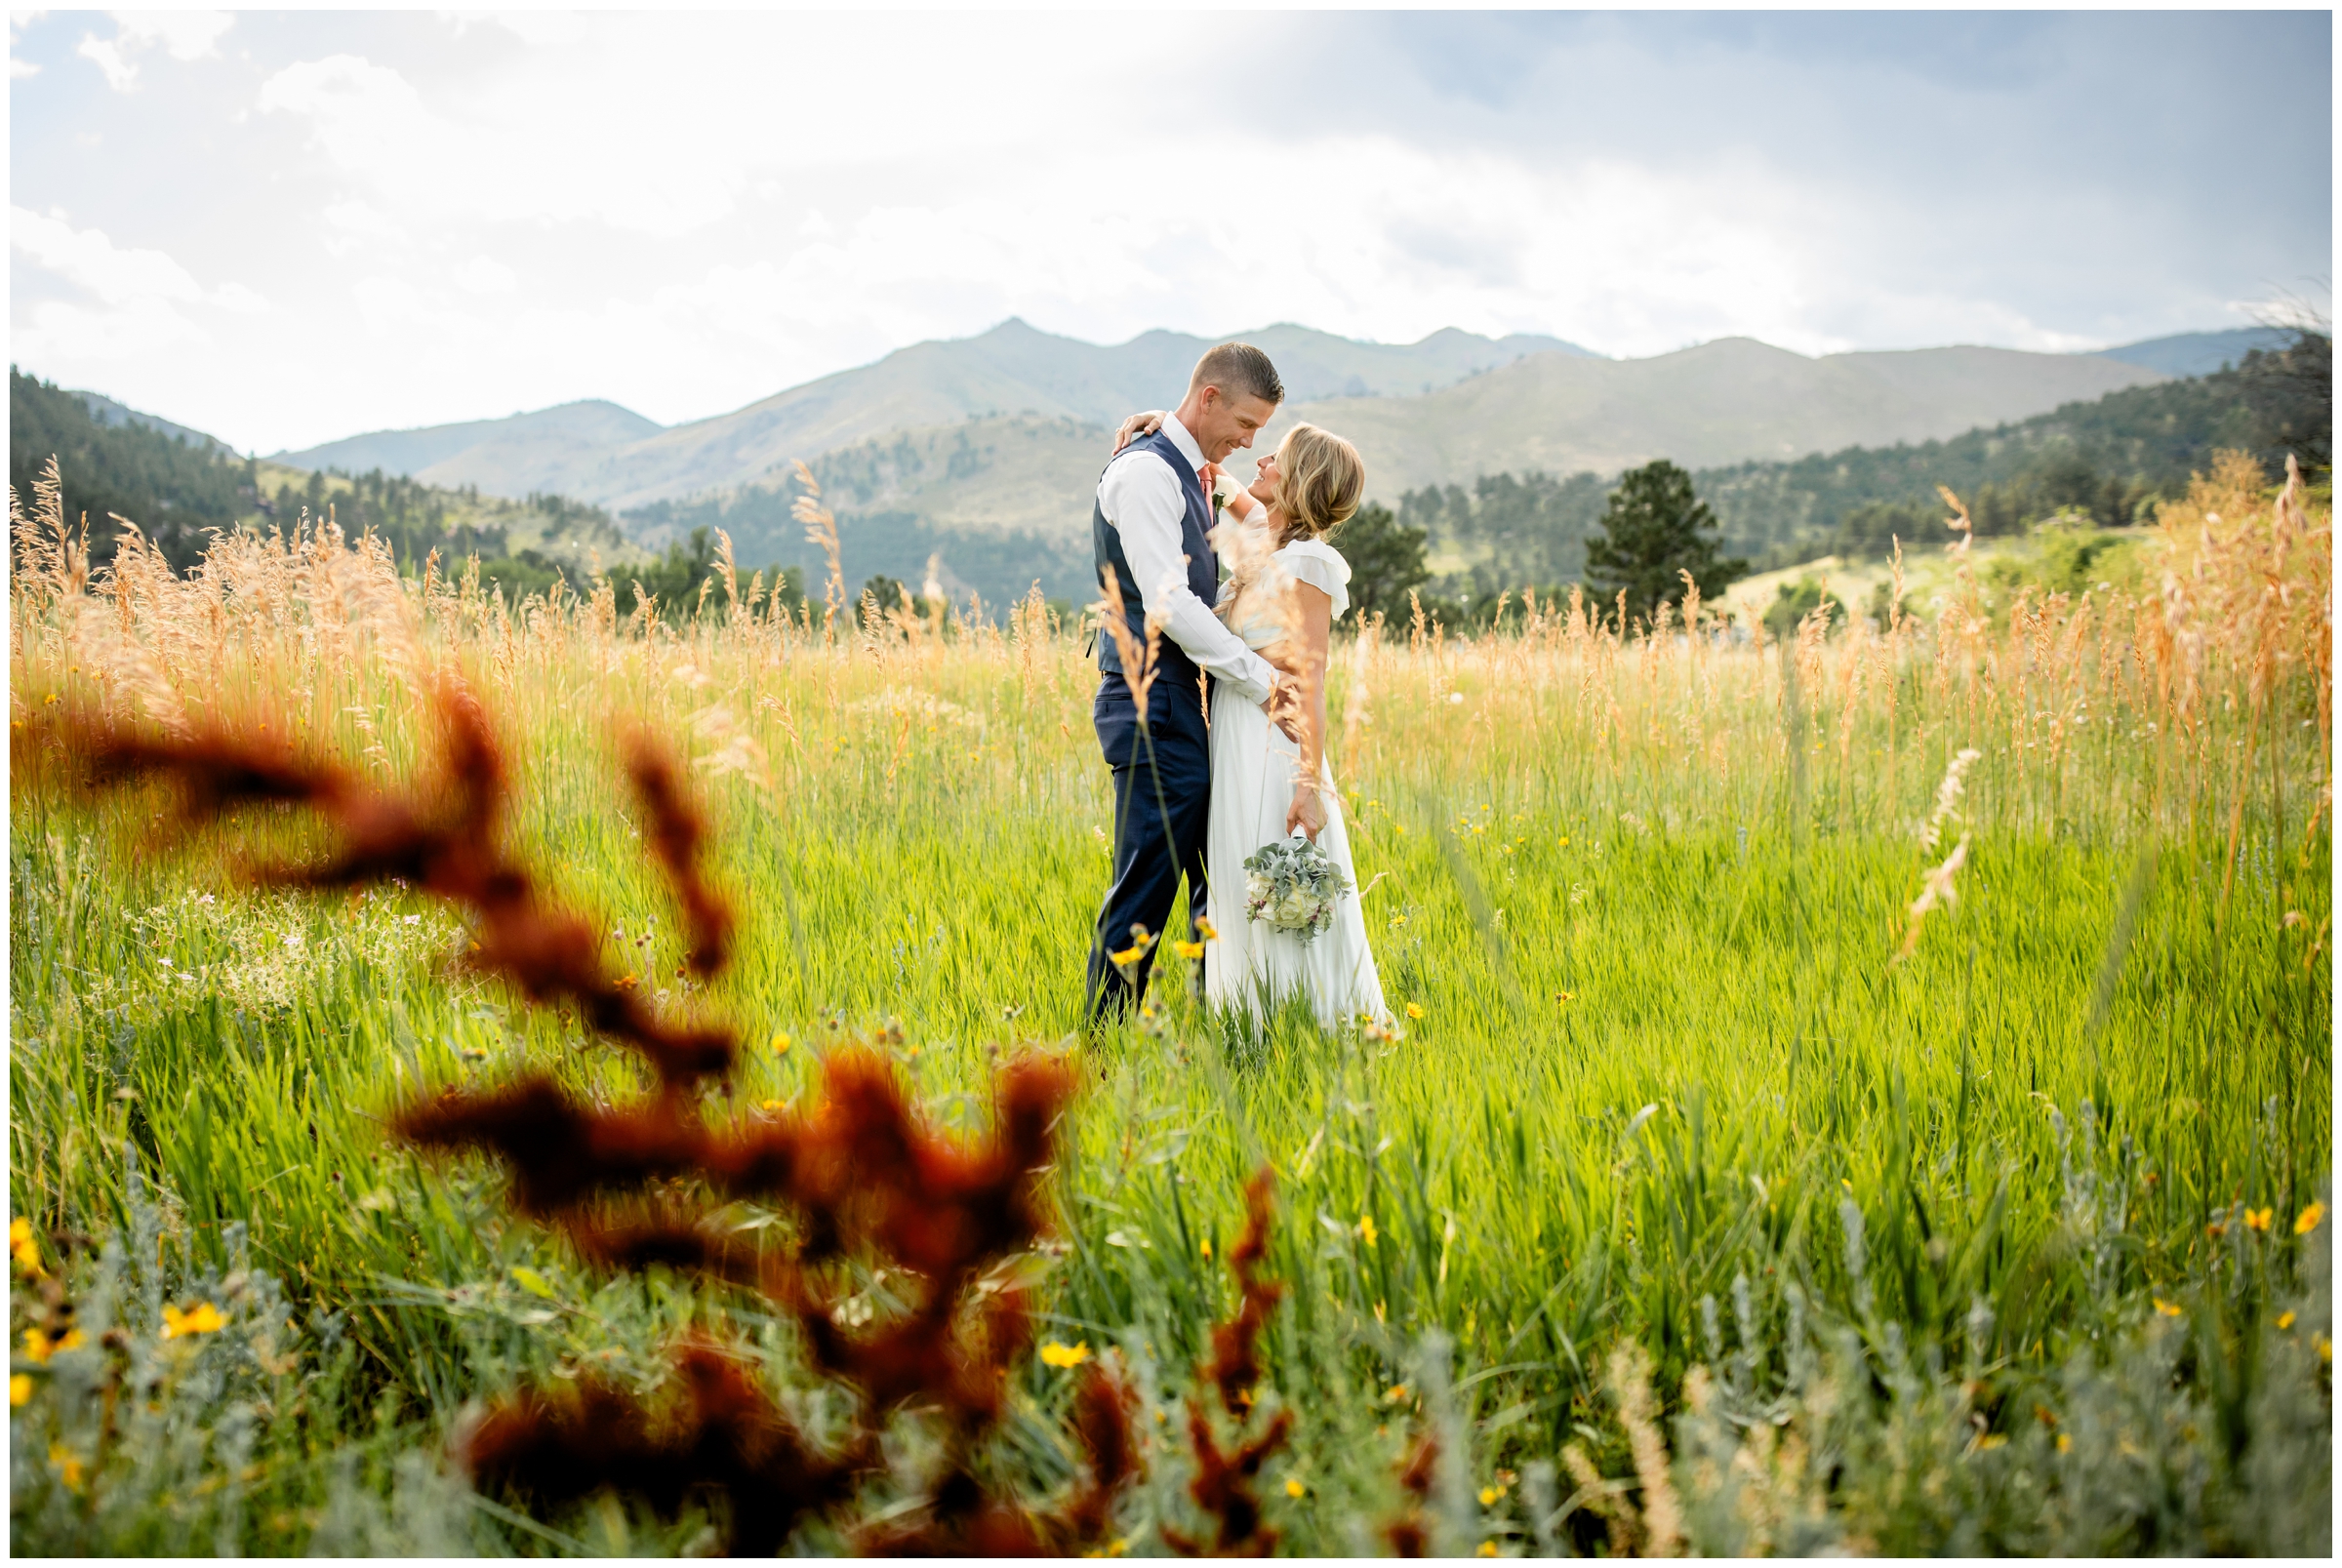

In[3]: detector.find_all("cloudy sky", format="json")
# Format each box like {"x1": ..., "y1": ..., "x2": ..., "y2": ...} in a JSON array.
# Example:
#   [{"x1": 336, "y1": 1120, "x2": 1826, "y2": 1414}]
[{"x1": 9, "y1": 9, "x2": 2331, "y2": 454}]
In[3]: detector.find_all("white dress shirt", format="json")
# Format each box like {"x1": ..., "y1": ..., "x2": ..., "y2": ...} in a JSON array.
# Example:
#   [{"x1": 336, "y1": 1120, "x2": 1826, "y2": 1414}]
[{"x1": 1096, "y1": 413, "x2": 1278, "y2": 704}]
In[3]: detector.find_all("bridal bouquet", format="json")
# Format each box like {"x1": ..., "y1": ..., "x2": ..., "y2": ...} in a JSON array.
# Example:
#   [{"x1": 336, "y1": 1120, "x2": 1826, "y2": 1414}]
[{"x1": 1242, "y1": 833, "x2": 1352, "y2": 943}]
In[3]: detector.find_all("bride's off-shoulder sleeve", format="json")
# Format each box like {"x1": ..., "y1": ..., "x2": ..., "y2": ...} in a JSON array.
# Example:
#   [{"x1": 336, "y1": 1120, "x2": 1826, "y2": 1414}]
[{"x1": 1277, "y1": 542, "x2": 1352, "y2": 623}]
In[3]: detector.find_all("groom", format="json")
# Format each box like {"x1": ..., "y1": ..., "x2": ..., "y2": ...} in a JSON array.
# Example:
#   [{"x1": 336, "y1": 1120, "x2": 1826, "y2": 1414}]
[{"x1": 1083, "y1": 342, "x2": 1289, "y2": 1025}]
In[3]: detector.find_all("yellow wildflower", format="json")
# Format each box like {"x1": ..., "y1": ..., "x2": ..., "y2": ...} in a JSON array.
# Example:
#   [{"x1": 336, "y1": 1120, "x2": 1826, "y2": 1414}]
[
  {"x1": 1199, "y1": 1238, "x2": 1212, "y2": 1259},
  {"x1": 2295, "y1": 1201, "x2": 2325, "y2": 1235},
  {"x1": 762, "y1": 1099, "x2": 786, "y2": 1113},
  {"x1": 2153, "y1": 1299, "x2": 2183, "y2": 1317},
  {"x1": 1038, "y1": 1341, "x2": 1090, "y2": 1369},
  {"x1": 1558, "y1": 836, "x2": 1569, "y2": 847},
  {"x1": 1106, "y1": 917, "x2": 1160, "y2": 965},
  {"x1": 20, "y1": 1328, "x2": 83, "y2": 1365},
  {"x1": 1555, "y1": 990, "x2": 1576, "y2": 1005},
  {"x1": 2246, "y1": 1207, "x2": 2273, "y2": 1232},
  {"x1": 771, "y1": 1031, "x2": 791, "y2": 1055},
  {"x1": 50, "y1": 1443, "x2": 83, "y2": 1492},
  {"x1": 1285, "y1": 1478, "x2": 1306, "y2": 1498},
  {"x1": 10, "y1": 1374, "x2": 29, "y2": 1407},
  {"x1": 2319, "y1": 1333, "x2": 2333, "y2": 1364},
  {"x1": 1194, "y1": 918, "x2": 1217, "y2": 941},
  {"x1": 1358, "y1": 1214, "x2": 1378, "y2": 1248},
  {"x1": 2055, "y1": 1432, "x2": 2072, "y2": 1453},
  {"x1": 10, "y1": 1218, "x2": 43, "y2": 1275},
  {"x1": 1477, "y1": 1541, "x2": 1499, "y2": 1557},
  {"x1": 1479, "y1": 1485, "x2": 1504, "y2": 1506},
  {"x1": 1174, "y1": 941, "x2": 1204, "y2": 961},
  {"x1": 162, "y1": 1302, "x2": 225, "y2": 1339},
  {"x1": 1385, "y1": 1382, "x2": 1410, "y2": 1404},
  {"x1": 1405, "y1": 1002, "x2": 1424, "y2": 1021},
  {"x1": 1976, "y1": 1433, "x2": 2007, "y2": 1450},
  {"x1": 2279, "y1": 1310, "x2": 2297, "y2": 1330}
]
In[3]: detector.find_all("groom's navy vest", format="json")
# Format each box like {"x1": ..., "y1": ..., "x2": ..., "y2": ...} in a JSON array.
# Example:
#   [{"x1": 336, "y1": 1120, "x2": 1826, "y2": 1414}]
[{"x1": 1094, "y1": 428, "x2": 1218, "y2": 694}]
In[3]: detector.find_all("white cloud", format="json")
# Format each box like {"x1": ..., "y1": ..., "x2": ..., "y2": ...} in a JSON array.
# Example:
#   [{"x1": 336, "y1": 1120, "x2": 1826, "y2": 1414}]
[
  {"x1": 9, "y1": 206, "x2": 266, "y2": 365},
  {"x1": 257, "y1": 53, "x2": 741, "y2": 239},
  {"x1": 348, "y1": 274, "x2": 433, "y2": 338},
  {"x1": 76, "y1": 33, "x2": 137, "y2": 92},
  {"x1": 114, "y1": 11, "x2": 233, "y2": 60},
  {"x1": 318, "y1": 199, "x2": 407, "y2": 258},
  {"x1": 451, "y1": 257, "x2": 516, "y2": 295},
  {"x1": 71, "y1": 12, "x2": 231, "y2": 91},
  {"x1": 13, "y1": 205, "x2": 208, "y2": 305}
]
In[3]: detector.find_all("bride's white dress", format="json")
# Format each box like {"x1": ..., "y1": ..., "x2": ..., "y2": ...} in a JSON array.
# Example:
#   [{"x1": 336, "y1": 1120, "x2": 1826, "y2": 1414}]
[{"x1": 1206, "y1": 537, "x2": 1391, "y2": 1029}]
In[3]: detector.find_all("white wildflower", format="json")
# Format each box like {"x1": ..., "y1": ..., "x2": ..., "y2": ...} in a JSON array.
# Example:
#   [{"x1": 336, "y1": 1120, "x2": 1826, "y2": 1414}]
[
  {"x1": 1920, "y1": 747, "x2": 1983, "y2": 850},
  {"x1": 1894, "y1": 834, "x2": 1970, "y2": 963}
]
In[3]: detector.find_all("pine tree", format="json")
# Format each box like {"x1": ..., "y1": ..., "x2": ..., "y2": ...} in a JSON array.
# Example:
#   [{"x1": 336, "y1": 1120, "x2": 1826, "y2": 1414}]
[
  {"x1": 1336, "y1": 502, "x2": 1430, "y2": 624},
  {"x1": 1583, "y1": 460, "x2": 1747, "y2": 625}
]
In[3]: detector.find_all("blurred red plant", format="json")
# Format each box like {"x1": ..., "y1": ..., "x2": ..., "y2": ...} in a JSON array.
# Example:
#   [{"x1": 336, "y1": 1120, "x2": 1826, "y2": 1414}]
[
  {"x1": 1162, "y1": 1171, "x2": 1293, "y2": 1557},
  {"x1": 61, "y1": 689, "x2": 735, "y2": 1089},
  {"x1": 41, "y1": 689, "x2": 1136, "y2": 1554},
  {"x1": 1384, "y1": 1434, "x2": 1440, "y2": 1557}
]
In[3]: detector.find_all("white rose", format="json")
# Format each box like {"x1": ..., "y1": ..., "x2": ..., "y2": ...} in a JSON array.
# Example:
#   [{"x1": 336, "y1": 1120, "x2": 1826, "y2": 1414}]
[{"x1": 1275, "y1": 891, "x2": 1315, "y2": 927}]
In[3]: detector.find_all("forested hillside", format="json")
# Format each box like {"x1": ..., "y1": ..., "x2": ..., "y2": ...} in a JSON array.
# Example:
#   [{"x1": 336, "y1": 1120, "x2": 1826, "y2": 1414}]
[
  {"x1": 10, "y1": 369, "x2": 648, "y2": 599},
  {"x1": 253, "y1": 462, "x2": 637, "y2": 592},
  {"x1": 9, "y1": 369, "x2": 256, "y2": 572},
  {"x1": 1403, "y1": 330, "x2": 2330, "y2": 596},
  {"x1": 1699, "y1": 330, "x2": 2330, "y2": 564}
]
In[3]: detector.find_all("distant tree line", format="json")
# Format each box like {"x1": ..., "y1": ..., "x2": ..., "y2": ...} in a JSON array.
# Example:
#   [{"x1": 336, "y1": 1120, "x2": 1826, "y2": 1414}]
[
  {"x1": 1396, "y1": 470, "x2": 1609, "y2": 599},
  {"x1": 602, "y1": 525, "x2": 805, "y2": 626},
  {"x1": 624, "y1": 489, "x2": 1090, "y2": 611},
  {"x1": 264, "y1": 466, "x2": 501, "y2": 566},
  {"x1": 263, "y1": 467, "x2": 634, "y2": 603}
]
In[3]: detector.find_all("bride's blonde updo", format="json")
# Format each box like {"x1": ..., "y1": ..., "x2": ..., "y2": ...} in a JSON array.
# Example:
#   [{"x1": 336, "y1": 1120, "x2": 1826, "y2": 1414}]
[{"x1": 1269, "y1": 423, "x2": 1364, "y2": 542}]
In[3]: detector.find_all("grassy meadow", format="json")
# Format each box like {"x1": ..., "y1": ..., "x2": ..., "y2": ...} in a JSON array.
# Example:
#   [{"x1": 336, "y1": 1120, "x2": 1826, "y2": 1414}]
[{"x1": 9, "y1": 455, "x2": 2332, "y2": 1554}]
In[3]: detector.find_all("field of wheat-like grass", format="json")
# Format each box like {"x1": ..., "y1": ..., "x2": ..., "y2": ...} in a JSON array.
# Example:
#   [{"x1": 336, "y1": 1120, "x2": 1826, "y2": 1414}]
[{"x1": 9, "y1": 455, "x2": 2331, "y2": 1554}]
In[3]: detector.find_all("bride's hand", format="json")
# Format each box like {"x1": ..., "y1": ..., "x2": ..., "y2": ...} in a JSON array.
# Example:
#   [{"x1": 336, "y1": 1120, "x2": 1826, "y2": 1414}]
[
  {"x1": 1111, "y1": 410, "x2": 1166, "y2": 453},
  {"x1": 1287, "y1": 780, "x2": 1329, "y2": 840}
]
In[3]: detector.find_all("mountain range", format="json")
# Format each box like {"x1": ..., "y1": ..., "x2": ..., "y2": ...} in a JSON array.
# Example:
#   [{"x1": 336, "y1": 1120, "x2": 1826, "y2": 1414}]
[
  {"x1": 276, "y1": 321, "x2": 1593, "y2": 510},
  {"x1": 271, "y1": 326, "x2": 2283, "y2": 518}
]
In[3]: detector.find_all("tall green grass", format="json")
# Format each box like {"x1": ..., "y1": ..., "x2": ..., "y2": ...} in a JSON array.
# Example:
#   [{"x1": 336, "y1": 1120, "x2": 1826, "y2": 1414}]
[{"x1": 10, "y1": 459, "x2": 2330, "y2": 1551}]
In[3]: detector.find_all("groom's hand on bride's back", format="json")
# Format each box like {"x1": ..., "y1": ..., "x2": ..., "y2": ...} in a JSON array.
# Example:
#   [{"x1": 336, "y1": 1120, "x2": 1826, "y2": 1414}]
[{"x1": 1111, "y1": 411, "x2": 1166, "y2": 453}]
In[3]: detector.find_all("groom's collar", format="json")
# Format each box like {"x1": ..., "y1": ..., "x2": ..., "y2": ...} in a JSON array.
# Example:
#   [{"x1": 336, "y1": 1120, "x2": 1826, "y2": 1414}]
[{"x1": 1160, "y1": 412, "x2": 1206, "y2": 475}]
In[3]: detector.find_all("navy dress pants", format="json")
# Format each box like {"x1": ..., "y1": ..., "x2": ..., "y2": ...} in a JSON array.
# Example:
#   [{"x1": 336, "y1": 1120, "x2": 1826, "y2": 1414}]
[{"x1": 1085, "y1": 670, "x2": 1211, "y2": 1023}]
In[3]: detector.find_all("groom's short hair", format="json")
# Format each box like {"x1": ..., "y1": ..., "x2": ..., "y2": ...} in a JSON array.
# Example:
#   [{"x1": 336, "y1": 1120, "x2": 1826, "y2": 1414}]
[{"x1": 1190, "y1": 342, "x2": 1284, "y2": 407}]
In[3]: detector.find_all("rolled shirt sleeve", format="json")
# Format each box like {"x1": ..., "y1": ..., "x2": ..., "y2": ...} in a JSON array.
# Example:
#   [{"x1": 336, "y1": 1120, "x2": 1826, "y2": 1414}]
[{"x1": 1099, "y1": 451, "x2": 1278, "y2": 704}]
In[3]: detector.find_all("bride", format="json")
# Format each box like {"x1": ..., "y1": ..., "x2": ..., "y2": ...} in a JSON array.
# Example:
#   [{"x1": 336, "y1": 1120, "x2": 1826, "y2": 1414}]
[{"x1": 1114, "y1": 415, "x2": 1391, "y2": 1030}]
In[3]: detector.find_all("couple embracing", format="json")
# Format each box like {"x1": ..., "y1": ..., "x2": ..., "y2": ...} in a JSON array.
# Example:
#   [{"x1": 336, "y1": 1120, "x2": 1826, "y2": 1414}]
[{"x1": 1082, "y1": 342, "x2": 1390, "y2": 1034}]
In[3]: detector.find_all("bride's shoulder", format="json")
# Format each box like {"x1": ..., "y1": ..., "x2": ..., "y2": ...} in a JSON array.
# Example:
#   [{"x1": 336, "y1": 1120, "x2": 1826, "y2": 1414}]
[{"x1": 1275, "y1": 538, "x2": 1352, "y2": 582}]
